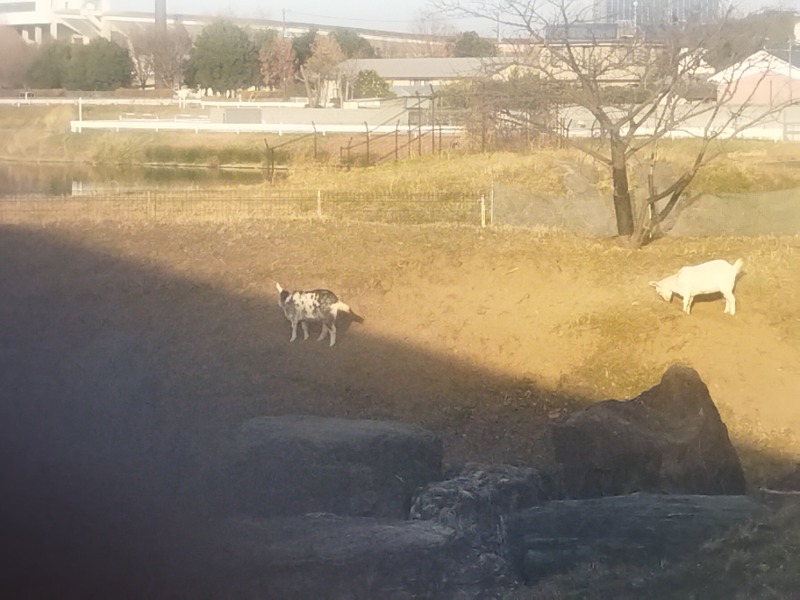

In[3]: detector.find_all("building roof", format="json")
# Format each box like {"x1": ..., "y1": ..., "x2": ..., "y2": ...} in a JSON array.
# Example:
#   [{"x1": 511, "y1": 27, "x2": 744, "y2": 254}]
[
  {"x1": 336, "y1": 57, "x2": 514, "y2": 80},
  {"x1": 709, "y1": 50, "x2": 799, "y2": 84}
]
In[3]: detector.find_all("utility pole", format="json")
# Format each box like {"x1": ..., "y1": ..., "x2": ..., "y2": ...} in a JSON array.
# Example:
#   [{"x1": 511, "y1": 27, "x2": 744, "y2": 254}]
[
  {"x1": 791, "y1": 41, "x2": 795, "y2": 104},
  {"x1": 764, "y1": 38, "x2": 798, "y2": 140}
]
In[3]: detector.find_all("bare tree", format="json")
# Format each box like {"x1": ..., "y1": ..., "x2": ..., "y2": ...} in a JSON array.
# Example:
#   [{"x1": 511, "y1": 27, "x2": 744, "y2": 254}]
[
  {"x1": 298, "y1": 34, "x2": 345, "y2": 107},
  {"x1": 435, "y1": 0, "x2": 793, "y2": 246},
  {"x1": 153, "y1": 23, "x2": 192, "y2": 90},
  {"x1": 259, "y1": 37, "x2": 297, "y2": 98},
  {"x1": 128, "y1": 27, "x2": 156, "y2": 89},
  {"x1": 126, "y1": 23, "x2": 191, "y2": 90},
  {"x1": 410, "y1": 9, "x2": 457, "y2": 57}
]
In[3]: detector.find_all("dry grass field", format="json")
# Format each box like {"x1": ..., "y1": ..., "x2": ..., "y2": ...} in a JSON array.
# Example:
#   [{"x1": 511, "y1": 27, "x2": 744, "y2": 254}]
[{"x1": 3, "y1": 217, "x2": 797, "y2": 471}]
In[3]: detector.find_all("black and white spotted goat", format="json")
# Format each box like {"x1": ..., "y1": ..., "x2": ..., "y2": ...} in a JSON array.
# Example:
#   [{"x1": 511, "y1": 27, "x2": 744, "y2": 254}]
[{"x1": 276, "y1": 283, "x2": 364, "y2": 346}]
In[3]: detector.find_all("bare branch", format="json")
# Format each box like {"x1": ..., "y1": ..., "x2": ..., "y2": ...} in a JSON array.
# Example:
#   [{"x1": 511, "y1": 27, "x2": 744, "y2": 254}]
[{"x1": 440, "y1": 0, "x2": 795, "y2": 243}]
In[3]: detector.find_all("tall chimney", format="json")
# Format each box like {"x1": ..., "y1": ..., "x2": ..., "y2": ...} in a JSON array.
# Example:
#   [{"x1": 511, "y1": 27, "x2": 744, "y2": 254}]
[
  {"x1": 155, "y1": 0, "x2": 167, "y2": 33},
  {"x1": 154, "y1": 0, "x2": 168, "y2": 88}
]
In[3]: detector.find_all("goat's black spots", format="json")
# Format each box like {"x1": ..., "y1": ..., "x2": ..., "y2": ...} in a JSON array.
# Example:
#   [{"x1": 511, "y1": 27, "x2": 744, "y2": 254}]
[
  {"x1": 290, "y1": 290, "x2": 337, "y2": 318},
  {"x1": 276, "y1": 285, "x2": 360, "y2": 347}
]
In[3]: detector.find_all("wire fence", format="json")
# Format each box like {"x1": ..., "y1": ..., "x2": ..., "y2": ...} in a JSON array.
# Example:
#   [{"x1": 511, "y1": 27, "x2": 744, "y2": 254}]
[
  {"x1": 339, "y1": 126, "x2": 460, "y2": 167},
  {"x1": 0, "y1": 189, "x2": 489, "y2": 227}
]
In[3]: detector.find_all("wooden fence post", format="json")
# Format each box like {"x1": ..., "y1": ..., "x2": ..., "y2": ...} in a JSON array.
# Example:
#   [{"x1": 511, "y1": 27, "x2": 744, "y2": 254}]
[
  {"x1": 364, "y1": 121, "x2": 370, "y2": 166},
  {"x1": 263, "y1": 139, "x2": 274, "y2": 182},
  {"x1": 430, "y1": 91, "x2": 436, "y2": 154},
  {"x1": 312, "y1": 121, "x2": 318, "y2": 160},
  {"x1": 147, "y1": 191, "x2": 155, "y2": 219},
  {"x1": 490, "y1": 184, "x2": 495, "y2": 226},
  {"x1": 395, "y1": 121, "x2": 400, "y2": 161}
]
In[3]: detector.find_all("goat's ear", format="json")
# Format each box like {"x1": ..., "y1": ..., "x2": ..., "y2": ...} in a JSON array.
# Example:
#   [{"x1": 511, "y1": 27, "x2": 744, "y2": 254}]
[
  {"x1": 276, "y1": 283, "x2": 283, "y2": 292},
  {"x1": 648, "y1": 281, "x2": 658, "y2": 287}
]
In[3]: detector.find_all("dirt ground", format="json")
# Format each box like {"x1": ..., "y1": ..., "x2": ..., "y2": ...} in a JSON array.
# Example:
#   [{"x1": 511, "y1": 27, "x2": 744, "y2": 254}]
[
  {"x1": 1, "y1": 218, "x2": 798, "y2": 595},
  {"x1": 3, "y1": 218, "x2": 798, "y2": 465}
]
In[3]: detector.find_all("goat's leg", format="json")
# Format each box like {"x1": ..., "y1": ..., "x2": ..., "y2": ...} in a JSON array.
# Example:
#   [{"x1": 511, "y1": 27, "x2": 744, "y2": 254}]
[
  {"x1": 723, "y1": 292, "x2": 736, "y2": 315},
  {"x1": 289, "y1": 319, "x2": 298, "y2": 342},
  {"x1": 300, "y1": 321, "x2": 310, "y2": 340},
  {"x1": 328, "y1": 323, "x2": 337, "y2": 347},
  {"x1": 682, "y1": 295, "x2": 693, "y2": 314},
  {"x1": 318, "y1": 323, "x2": 329, "y2": 342}
]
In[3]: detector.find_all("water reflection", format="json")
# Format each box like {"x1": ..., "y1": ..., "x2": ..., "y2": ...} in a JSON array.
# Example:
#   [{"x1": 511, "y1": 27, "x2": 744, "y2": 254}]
[{"x1": 0, "y1": 162, "x2": 268, "y2": 196}]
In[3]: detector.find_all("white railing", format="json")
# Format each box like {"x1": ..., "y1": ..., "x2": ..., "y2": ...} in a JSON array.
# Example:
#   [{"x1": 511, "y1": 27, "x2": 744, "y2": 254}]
[{"x1": 70, "y1": 118, "x2": 463, "y2": 135}]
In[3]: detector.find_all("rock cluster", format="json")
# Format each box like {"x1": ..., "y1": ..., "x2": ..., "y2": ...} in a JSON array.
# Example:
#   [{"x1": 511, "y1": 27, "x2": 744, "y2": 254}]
[{"x1": 202, "y1": 365, "x2": 761, "y2": 597}]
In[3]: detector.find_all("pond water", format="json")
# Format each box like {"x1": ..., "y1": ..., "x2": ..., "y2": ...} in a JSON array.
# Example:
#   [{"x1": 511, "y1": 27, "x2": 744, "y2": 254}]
[{"x1": 0, "y1": 161, "x2": 269, "y2": 196}]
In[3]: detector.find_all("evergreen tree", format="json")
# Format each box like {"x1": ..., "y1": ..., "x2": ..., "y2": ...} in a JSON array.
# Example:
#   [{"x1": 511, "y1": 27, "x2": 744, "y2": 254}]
[
  {"x1": 331, "y1": 29, "x2": 377, "y2": 59},
  {"x1": 292, "y1": 29, "x2": 318, "y2": 68},
  {"x1": 65, "y1": 38, "x2": 132, "y2": 91},
  {"x1": 26, "y1": 40, "x2": 72, "y2": 89},
  {"x1": 184, "y1": 19, "x2": 260, "y2": 93},
  {"x1": 353, "y1": 70, "x2": 392, "y2": 98},
  {"x1": 453, "y1": 31, "x2": 495, "y2": 57}
]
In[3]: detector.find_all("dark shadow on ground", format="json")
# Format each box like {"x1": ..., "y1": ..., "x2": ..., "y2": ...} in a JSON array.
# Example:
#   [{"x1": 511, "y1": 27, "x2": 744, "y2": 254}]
[
  {"x1": 0, "y1": 224, "x2": 787, "y2": 598},
  {"x1": 0, "y1": 224, "x2": 575, "y2": 598}
]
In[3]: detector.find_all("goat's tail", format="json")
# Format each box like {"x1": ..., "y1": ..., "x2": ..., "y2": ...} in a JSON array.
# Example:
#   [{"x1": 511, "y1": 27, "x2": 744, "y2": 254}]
[
  {"x1": 333, "y1": 301, "x2": 365, "y2": 323},
  {"x1": 732, "y1": 258, "x2": 744, "y2": 274}
]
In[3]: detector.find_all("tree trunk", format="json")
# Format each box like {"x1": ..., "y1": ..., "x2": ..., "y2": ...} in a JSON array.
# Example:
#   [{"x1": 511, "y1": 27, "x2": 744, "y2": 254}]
[
  {"x1": 610, "y1": 141, "x2": 634, "y2": 237},
  {"x1": 300, "y1": 65, "x2": 314, "y2": 107}
]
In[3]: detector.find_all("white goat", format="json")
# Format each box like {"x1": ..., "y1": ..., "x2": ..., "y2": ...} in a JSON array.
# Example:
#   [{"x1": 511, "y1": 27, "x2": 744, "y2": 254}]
[{"x1": 649, "y1": 258, "x2": 744, "y2": 315}]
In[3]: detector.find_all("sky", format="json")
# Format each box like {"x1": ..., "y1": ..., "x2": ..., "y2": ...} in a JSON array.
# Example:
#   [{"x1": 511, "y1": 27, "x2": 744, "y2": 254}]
[
  {"x1": 111, "y1": 1, "x2": 452, "y2": 33},
  {"x1": 109, "y1": 1, "x2": 796, "y2": 36}
]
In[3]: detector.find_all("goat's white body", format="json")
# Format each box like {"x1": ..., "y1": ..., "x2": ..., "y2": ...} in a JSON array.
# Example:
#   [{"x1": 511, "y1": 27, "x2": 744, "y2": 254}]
[{"x1": 650, "y1": 258, "x2": 743, "y2": 315}]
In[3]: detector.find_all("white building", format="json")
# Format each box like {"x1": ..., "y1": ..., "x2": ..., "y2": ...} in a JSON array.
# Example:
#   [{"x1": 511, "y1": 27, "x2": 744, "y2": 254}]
[{"x1": 0, "y1": 0, "x2": 112, "y2": 44}]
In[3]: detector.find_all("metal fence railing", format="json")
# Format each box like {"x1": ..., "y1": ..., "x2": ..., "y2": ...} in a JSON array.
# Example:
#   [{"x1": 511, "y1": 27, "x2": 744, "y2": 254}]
[{"x1": 0, "y1": 189, "x2": 487, "y2": 227}]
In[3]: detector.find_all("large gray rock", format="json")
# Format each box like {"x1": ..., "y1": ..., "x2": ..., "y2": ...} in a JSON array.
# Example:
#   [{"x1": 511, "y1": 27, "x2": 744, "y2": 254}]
[
  {"x1": 508, "y1": 493, "x2": 765, "y2": 584},
  {"x1": 549, "y1": 364, "x2": 746, "y2": 498},
  {"x1": 410, "y1": 464, "x2": 555, "y2": 589},
  {"x1": 411, "y1": 464, "x2": 554, "y2": 547},
  {"x1": 198, "y1": 514, "x2": 507, "y2": 599},
  {"x1": 225, "y1": 415, "x2": 443, "y2": 518}
]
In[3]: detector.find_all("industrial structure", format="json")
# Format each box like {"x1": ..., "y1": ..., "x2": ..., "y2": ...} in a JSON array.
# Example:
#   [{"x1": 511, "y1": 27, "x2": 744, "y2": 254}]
[
  {"x1": 0, "y1": 0, "x2": 441, "y2": 54},
  {"x1": 593, "y1": 0, "x2": 720, "y2": 27}
]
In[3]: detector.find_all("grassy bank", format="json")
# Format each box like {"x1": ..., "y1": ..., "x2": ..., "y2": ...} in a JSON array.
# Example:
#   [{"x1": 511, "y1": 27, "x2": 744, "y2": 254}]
[{"x1": 2, "y1": 104, "x2": 800, "y2": 200}]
